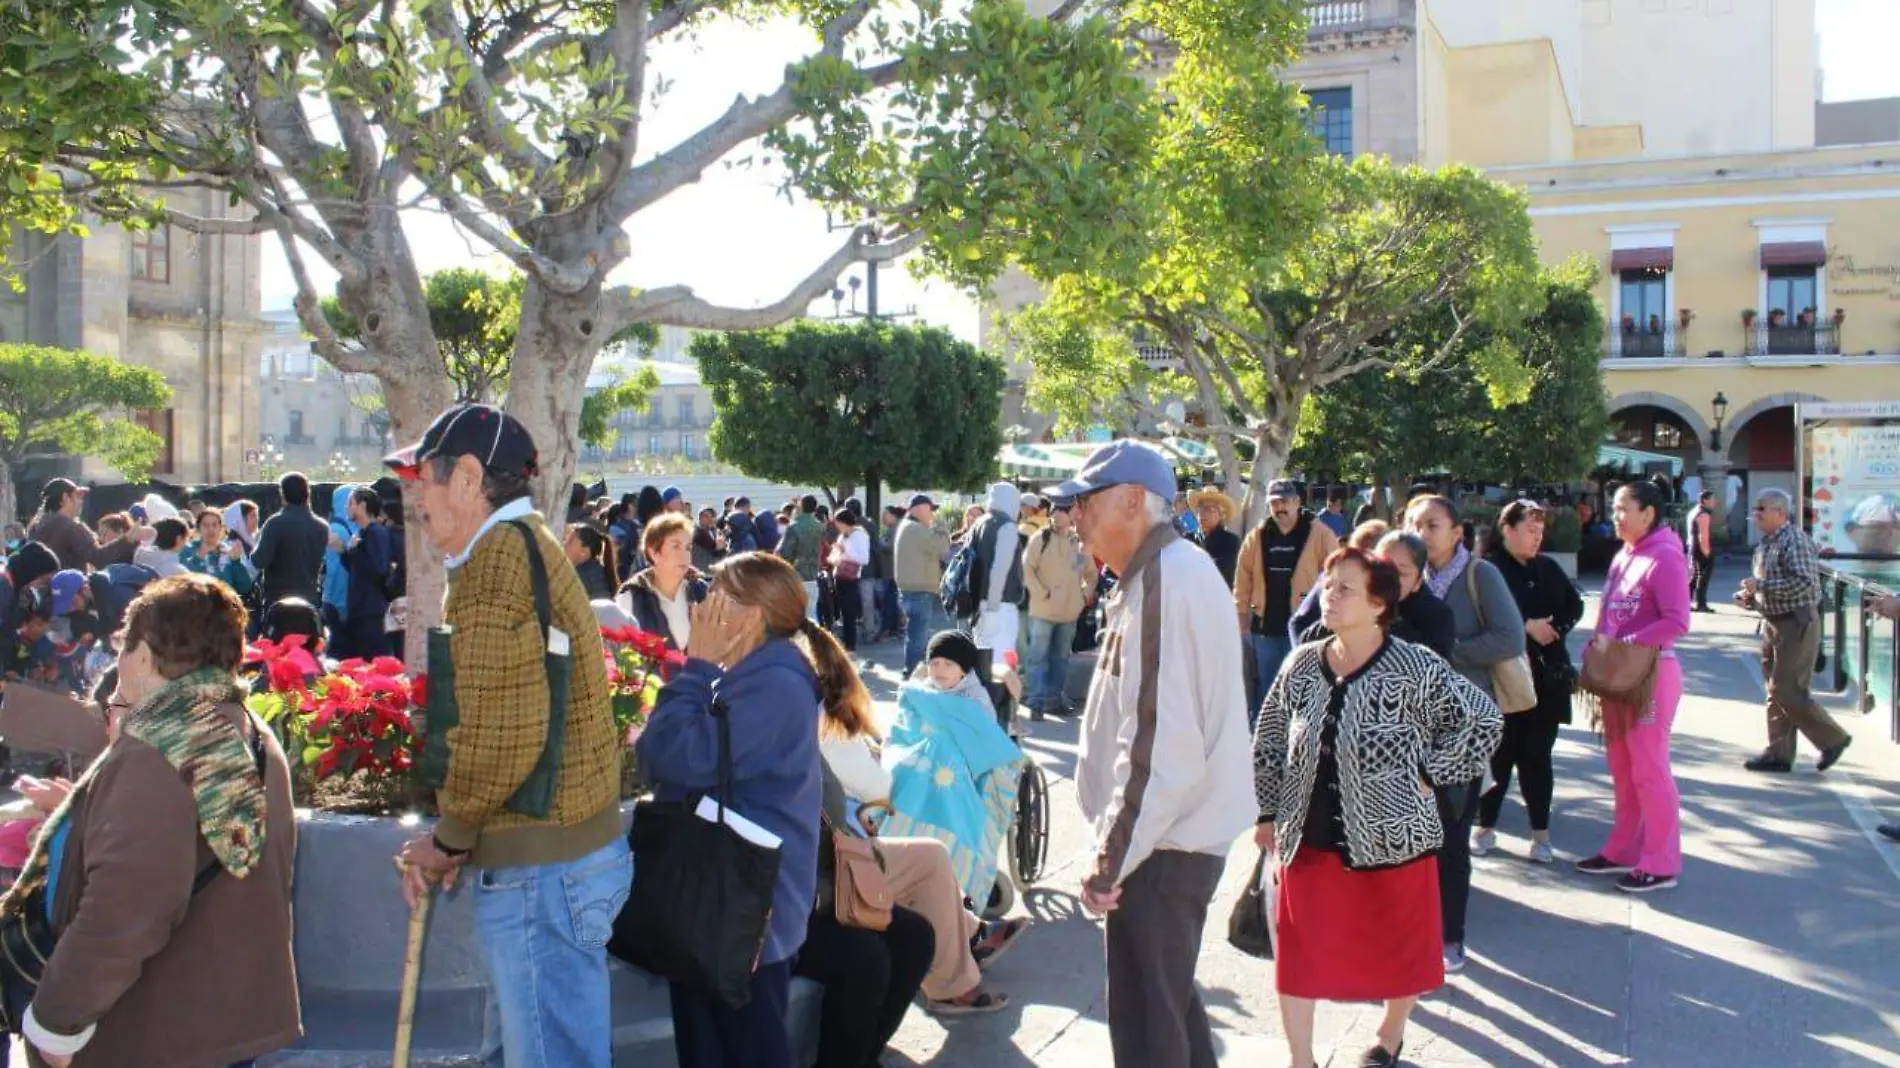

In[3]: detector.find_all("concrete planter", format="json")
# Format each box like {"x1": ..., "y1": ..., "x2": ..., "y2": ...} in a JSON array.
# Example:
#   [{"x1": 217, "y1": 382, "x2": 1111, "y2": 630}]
[
  {"x1": 264, "y1": 803, "x2": 819, "y2": 1068},
  {"x1": 1548, "y1": 552, "x2": 1580, "y2": 580}
]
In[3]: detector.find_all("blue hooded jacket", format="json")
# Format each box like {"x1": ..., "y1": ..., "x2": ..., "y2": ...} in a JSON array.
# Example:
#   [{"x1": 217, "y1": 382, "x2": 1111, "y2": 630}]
[
  {"x1": 636, "y1": 638, "x2": 821, "y2": 966},
  {"x1": 322, "y1": 485, "x2": 359, "y2": 614}
]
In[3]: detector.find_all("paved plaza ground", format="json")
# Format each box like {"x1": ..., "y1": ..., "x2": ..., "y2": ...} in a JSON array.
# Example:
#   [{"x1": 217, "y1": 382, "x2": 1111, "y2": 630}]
[
  {"x1": 11, "y1": 561, "x2": 1898, "y2": 1067},
  {"x1": 849, "y1": 559, "x2": 1900, "y2": 1068}
]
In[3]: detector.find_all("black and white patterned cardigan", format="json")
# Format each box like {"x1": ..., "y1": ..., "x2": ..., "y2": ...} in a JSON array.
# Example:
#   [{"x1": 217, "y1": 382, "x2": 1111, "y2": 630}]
[{"x1": 1253, "y1": 636, "x2": 1502, "y2": 870}]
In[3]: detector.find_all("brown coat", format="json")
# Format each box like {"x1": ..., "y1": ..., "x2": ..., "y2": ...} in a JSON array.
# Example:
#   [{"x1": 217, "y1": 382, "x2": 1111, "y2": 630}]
[
  {"x1": 30, "y1": 702, "x2": 301, "y2": 1068},
  {"x1": 26, "y1": 512, "x2": 136, "y2": 573},
  {"x1": 1233, "y1": 516, "x2": 1338, "y2": 625}
]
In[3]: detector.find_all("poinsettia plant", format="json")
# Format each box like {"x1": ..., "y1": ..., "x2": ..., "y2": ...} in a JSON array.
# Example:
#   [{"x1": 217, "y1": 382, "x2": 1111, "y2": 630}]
[
  {"x1": 244, "y1": 638, "x2": 419, "y2": 784},
  {"x1": 601, "y1": 625, "x2": 687, "y2": 743}
]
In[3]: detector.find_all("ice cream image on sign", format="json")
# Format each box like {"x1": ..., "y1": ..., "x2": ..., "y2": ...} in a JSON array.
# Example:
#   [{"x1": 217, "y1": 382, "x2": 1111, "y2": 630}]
[{"x1": 1846, "y1": 493, "x2": 1900, "y2": 556}]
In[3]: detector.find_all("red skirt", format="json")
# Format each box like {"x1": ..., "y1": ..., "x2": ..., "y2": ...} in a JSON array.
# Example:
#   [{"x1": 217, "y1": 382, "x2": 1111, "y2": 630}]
[{"x1": 1274, "y1": 846, "x2": 1443, "y2": 1001}]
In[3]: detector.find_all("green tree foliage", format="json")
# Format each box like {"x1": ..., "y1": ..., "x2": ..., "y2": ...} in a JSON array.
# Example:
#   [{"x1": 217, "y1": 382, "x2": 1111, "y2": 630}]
[
  {"x1": 324, "y1": 268, "x2": 659, "y2": 450},
  {"x1": 1290, "y1": 260, "x2": 1609, "y2": 503},
  {"x1": 0, "y1": 344, "x2": 172, "y2": 520},
  {"x1": 695, "y1": 321, "x2": 1005, "y2": 514},
  {"x1": 1009, "y1": 5, "x2": 1545, "y2": 518}
]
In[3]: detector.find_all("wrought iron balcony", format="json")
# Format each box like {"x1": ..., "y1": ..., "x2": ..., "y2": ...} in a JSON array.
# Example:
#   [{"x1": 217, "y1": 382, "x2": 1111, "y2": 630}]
[
  {"x1": 1746, "y1": 322, "x2": 1841, "y2": 357},
  {"x1": 1606, "y1": 322, "x2": 1684, "y2": 359}
]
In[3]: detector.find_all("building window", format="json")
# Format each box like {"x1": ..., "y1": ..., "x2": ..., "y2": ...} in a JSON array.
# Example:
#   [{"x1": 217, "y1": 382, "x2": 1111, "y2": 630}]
[
  {"x1": 1306, "y1": 88, "x2": 1353, "y2": 156},
  {"x1": 288, "y1": 409, "x2": 307, "y2": 443},
  {"x1": 1652, "y1": 421, "x2": 1682, "y2": 450},
  {"x1": 130, "y1": 225, "x2": 170, "y2": 284},
  {"x1": 649, "y1": 432, "x2": 663, "y2": 455},
  {"x1": 1765, "y1": 266, "x2": 1818, "y2": 323},
  {"x1": 134, "y1": 408, "x2": 176, "y2": 473},
  {"x1": 677, "y1": 396, "x2": 696, "y2": 427}
]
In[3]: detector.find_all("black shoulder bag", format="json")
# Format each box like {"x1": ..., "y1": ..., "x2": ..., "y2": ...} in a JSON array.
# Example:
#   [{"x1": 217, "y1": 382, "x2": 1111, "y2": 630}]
[{"x1": 609, "y1": 700, "x2": 781, "y2": 1009}]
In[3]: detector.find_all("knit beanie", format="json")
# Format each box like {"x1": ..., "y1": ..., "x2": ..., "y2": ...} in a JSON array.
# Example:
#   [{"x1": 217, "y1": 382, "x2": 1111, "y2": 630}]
[
  {"x1": 926, "y1": 630, "x2": 983, "y2": 679},
  {"x1": 5, "y1": 541, "x2": 59, "y2": 590}
]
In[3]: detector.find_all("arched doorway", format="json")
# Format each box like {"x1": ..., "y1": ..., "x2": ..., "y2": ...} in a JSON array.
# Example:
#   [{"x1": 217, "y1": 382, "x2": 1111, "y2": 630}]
[
  {"x1": 1724, "y1": 392, "x2": 1827, "y2": 546},
  {"x1": 1606, "y1": 403, "x2": 1706, "y2": 475}
]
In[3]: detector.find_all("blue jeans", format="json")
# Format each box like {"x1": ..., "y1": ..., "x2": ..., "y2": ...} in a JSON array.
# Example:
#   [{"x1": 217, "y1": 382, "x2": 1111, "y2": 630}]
[
  {"x1": 1024, "y1": 617, "x2": 1078, "y2": 711},
  {"x1": 902, "y1": 591, "x2": 940, "y2": 676},
  {"x1": 1248, "y1": 633, "x2": 1293, "y2": 725},
  {"x1": 472, "y1": 838, "x2": 633, "y2": 1068},
  {"x1": 877, "y1": 578, "x2": 903, "y2": 637}
]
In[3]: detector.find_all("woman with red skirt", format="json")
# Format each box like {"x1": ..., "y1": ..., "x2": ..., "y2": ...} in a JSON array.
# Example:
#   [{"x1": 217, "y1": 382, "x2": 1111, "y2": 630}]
[{"x1": 1253, "y1": 548, "x2": 1502, "y2": 1068}]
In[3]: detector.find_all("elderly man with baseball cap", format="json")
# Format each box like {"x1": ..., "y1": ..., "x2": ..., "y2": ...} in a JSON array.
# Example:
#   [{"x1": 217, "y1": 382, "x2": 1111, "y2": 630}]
[
  {"x1": 894, "y1": 492, "x2": 951, "y2": 675},
  {"x1": 1235, "y1": 478, "x2": 1338, "y2": 708},
  {"x1": 385, "y1": 403, "x2": 627, "y2": 1068},
  {"x1": 1049, "y1": 440, "x2": 1252, "y2": 1068}
]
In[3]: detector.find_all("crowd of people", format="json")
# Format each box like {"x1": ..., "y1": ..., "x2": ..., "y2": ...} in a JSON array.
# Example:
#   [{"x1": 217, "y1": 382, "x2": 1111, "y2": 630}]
[{"x1": 0, "y1": 398, "x2": 1874, "y2": 1068}]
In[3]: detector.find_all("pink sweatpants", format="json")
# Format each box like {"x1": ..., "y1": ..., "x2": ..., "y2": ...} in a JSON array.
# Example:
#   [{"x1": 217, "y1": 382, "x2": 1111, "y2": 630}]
[{"x1": 1599, "y1": 656, "x2": 1683, "y2": 878}]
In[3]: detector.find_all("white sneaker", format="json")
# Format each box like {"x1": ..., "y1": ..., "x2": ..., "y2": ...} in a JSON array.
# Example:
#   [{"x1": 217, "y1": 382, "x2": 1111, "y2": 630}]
[
  {"x1": 1528, "y1": 840, "x2": 1555, "y2": 865},
  {"x1": 1471, "y1": 828, "x2": 1496, "y2": 856}
]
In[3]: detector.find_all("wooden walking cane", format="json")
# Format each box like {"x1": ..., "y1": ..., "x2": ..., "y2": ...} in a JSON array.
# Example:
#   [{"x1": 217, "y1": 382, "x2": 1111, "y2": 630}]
[{"x1": 393, "y1": 860, "x2": 436, "y2": 1068}]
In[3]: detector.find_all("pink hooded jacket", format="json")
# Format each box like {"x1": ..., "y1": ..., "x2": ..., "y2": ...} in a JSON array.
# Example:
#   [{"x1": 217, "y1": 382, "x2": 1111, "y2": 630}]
[{"x1": 1599, "y1": 525, "x2": 1692, "y2": 649}]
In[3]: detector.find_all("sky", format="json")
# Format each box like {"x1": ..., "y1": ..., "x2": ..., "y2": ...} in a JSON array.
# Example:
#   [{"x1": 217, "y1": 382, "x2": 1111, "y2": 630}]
[{"x1": 258, "y1": 0, "x2": 1900, "y2": 344}]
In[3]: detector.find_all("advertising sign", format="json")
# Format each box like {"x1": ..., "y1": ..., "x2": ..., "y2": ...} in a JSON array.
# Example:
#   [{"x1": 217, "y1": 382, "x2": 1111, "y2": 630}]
[{"x1": 1808, "y1": 424, "x2": 1900, "y2": 556}]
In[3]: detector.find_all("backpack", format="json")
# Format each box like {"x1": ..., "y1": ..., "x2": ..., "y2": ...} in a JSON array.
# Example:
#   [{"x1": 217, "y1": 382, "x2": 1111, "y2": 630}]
[{"x1": 940, "y1": 539, "x2": 979, "y2": 622}]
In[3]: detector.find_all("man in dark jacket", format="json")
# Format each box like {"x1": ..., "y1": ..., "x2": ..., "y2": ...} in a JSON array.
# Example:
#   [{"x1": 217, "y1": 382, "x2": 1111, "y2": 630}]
[
  {"x1": 27, "y1": 478, "x2": 143, "y2": 571},
  {"x1": 249, "y1": 472, "x2": 330, "y2": 607},
  {"x1": 340, "y1": 487, "x2": 396, "y2": 658},
  {"x1": 0, "y1": 542, "x2": 60, "y2": 672}
]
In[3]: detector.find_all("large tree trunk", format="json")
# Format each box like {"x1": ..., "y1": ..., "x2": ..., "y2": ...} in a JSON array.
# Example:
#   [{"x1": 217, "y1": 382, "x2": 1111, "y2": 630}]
[
  {"x1": 0, "y1": 461, "x2": 16, "y2": 529},
  {"x1": 1212, "y1": 437, "x2": 1244, "y2": 500},
  {"x1": 1242, "y1": 429, "x2": 1290, "y2": 530},
  {"x1": 508, "y1": 278, "x2": 610, "y2": 522},
  {"x1": 379, "y1": 368, "x2": 455, "y2": 667}
]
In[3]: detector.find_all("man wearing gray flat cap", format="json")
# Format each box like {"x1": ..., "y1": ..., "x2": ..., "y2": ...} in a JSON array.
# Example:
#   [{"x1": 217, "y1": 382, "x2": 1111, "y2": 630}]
[{"x1": 1048, "y1": 440, "x2": 1252, "y2": 1068}]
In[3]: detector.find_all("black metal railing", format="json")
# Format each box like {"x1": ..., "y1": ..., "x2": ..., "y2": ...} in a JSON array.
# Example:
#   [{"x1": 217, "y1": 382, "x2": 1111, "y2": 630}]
[
  {"x1": 1819, "y1": 563, "x2": 1900, "y2": 743},
  {"x1": 1606, "y1": 322, "x2": 1683, "y2": 359},
  {"x1": 1746, "y1": 322, "x2": 1840, "y2": 356}
]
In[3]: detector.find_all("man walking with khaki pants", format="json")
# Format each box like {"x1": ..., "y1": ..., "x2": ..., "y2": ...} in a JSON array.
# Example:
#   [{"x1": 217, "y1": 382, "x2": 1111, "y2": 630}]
[{"x1": 1737, "y1": 488, "x2": 1852, "y2": 775}]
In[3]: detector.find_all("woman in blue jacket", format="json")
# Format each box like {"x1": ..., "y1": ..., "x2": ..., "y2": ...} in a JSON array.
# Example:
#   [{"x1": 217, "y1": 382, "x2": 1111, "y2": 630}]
[{"x1": 636, "y1": 551, "x2": 841, "y2": 1068}]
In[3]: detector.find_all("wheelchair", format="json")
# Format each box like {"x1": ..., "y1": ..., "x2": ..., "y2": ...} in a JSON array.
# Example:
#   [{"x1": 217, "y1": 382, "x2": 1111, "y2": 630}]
[{"x1": 976, "y1": 649, "x2": 1052, "y2": 920}]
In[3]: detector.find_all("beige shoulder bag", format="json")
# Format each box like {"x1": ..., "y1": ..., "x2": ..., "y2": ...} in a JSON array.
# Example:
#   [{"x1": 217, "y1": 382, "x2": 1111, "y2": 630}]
[{"x1": 1467, "y1": 562, "x2": 1538, "y2": 714}]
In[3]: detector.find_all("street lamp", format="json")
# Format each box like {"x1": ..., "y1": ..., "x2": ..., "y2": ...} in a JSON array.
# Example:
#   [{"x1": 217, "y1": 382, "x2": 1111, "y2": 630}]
[{"x1": 1710, "y1": 392, "x2": 1730, "y2": 452}]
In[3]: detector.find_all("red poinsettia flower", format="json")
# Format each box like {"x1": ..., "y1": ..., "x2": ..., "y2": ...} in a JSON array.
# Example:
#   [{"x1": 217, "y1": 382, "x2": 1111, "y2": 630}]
[
  {"x1": 267, "y1": 659, "x2": 310, "y2": 693},
  {"x1": 410, "y1": 672, "x2": 429, "y2": 709},
  {"x1": 369, "y1": 656, "x2": 405, "y2": 677}
]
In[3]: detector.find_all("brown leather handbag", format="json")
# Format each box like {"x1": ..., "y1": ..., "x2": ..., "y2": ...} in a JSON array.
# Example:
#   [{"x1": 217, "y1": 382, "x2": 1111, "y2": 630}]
[
  {"x1": 1578, "y1": 636, "x2": 1660, "y2": 739},
  {"x1": 825, "y1": 815, "x2": 893, "y2": 931}
]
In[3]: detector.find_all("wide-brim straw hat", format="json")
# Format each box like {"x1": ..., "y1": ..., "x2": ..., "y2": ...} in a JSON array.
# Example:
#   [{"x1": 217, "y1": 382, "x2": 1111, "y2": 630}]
[{"x1": 1187, "y1": 488, "x2": 1240, "y2": 525}]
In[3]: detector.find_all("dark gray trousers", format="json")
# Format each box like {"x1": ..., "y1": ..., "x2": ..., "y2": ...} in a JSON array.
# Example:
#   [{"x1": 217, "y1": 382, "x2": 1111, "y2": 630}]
[{"x1": 1103, "y1": 849, "x2": 1226, "y2": 1068}]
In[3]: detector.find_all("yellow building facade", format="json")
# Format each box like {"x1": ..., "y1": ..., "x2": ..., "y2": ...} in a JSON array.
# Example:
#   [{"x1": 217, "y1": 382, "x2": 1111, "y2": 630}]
[{"x1": 992, "y1": 1, "x2": 1899, "y2": 538}]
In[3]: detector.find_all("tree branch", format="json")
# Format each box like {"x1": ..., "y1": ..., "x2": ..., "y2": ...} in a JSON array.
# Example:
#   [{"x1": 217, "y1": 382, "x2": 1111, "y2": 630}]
[
  {"x1": 606, "y1": 0, "x2": 883, "y2": 224},
  {"x1": 647, "y1": 0, "x2": 719, "y2": 38},
  {"x1": 606, "y1": 225, "x2": 923, "y2": 331}
]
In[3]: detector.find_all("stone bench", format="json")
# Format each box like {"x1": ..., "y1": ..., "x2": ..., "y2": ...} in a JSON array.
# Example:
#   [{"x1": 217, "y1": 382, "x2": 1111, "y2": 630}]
[{"x1": 262, "y1": 808, "x2": 820, "y2": 1067}]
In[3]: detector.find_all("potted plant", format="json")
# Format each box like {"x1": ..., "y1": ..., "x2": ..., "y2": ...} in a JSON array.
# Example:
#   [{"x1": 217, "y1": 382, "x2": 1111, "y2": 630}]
[
  {"x1": 1540, "y1": 507, "x2": 1583, "y2": 579},
  {"x1": 1741, "y1": 308, "x2": 1758, "y2": 328},
  {"x1": 1678, "y1": 308, "x2": 1695, "y2": 330},
  {"x1": 1832, "y1": 307, "x2": 1847, "y2": 326}
]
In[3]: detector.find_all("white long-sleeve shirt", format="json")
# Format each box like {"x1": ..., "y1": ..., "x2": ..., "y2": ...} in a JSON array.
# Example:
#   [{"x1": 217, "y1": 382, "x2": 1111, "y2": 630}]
[
  {"x1": 821, "y1": 737, "x2": 893, "y2": 801},
  {"x1": 1077, "y1": 526, "x2": 1254, "y2": 894}
]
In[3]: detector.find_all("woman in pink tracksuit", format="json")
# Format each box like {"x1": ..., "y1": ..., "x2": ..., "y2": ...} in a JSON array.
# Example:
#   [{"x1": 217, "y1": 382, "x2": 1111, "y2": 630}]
[{"x1": 1576, "y1": 481, "x2": 1691, "y2": 893}]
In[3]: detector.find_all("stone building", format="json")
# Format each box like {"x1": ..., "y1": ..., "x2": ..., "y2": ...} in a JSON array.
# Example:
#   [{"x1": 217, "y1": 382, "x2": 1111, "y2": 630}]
[
  {"x1": 254, "y1": 309, "x2": 388, "y2": 479},
  {"x1": 0, "y1": 188, "x2": 263, "y2": 488}
]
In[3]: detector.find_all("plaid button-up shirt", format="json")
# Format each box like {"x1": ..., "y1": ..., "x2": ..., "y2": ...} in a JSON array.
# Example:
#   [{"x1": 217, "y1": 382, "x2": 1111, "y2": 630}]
[{"x1": 1751, "y1": 522, "x2": 1821, "y2": 617}]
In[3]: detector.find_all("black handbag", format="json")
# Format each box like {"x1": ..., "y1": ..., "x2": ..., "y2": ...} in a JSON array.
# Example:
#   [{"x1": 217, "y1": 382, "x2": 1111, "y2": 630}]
[
  {"x1": 1225, "y1": 848, "x2": 1274, "y2": 960},
  {"x1": 608, "y1": 701, "x2": 780, "y2": 1009}
]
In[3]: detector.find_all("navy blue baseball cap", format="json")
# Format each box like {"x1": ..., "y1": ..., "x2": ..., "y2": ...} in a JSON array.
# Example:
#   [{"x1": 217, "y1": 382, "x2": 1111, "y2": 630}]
[
  {"x1": 385, "y1": 403, "x2": 540, "y2": 481},
  {"x1": 907, "y1": 493, "x2": 937, "y2": 510},
  {"x1": 1046, "y1": 441, "x2": 1177, "y2": 505}
]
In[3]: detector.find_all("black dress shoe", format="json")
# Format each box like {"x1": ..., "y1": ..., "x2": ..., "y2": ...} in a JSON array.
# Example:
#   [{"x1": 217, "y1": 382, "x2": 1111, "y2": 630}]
[
  {"x1": 1744, "y1": 755, "x2": 1794, "y2": 773},
  {"x1": 1817, "y1": 736, "x2": 1853, "y2": 773},
  {"x1": 1362, "y1": 1043, "x2": 1404, "y2": 1067},
  {"x1": 1878, "y1": 822, "x2": 1900, "y2": 843}
]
